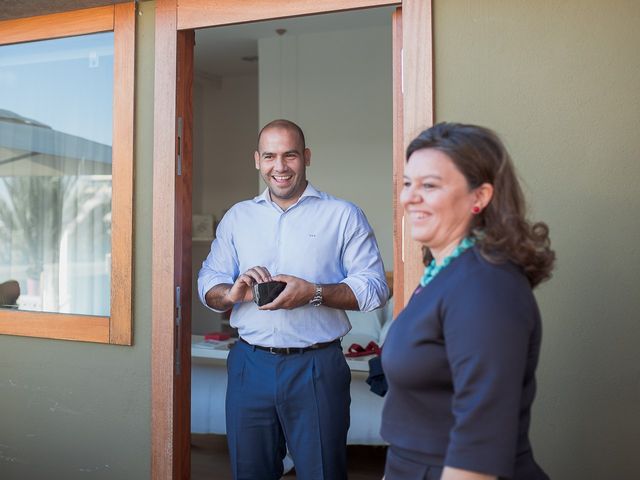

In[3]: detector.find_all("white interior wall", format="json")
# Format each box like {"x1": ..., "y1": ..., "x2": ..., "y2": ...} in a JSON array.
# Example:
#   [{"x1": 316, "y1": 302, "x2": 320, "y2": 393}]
[
  {"x1": 258, "y1": 25, "x2": 393, "y2": 269},
  {"x1": 191, "y1": 73, "x2": 259, "y2": 334}
]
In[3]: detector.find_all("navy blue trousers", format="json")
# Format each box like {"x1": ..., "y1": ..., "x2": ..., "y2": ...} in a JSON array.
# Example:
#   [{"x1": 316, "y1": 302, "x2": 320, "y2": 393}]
[{"x1": 225, "y1": 339, "x2": 351, "y2": 480}]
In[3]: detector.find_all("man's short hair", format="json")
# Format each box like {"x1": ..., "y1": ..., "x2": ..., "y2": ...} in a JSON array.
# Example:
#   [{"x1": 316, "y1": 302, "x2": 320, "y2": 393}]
[{"x1": 257, "y1": 119, "x2": 306, "y2": 150}]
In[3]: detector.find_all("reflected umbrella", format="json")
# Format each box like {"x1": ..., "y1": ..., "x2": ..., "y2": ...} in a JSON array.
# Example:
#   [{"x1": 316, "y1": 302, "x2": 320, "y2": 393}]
[{"x1": 0, "y1": 108, "x2": 112, "y2": 176}]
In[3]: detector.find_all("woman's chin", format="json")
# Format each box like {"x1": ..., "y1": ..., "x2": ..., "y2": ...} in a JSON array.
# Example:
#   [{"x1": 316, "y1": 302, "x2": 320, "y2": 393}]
[{"x1": 409, "y1": 229, "x2": 433, "y2": 245}]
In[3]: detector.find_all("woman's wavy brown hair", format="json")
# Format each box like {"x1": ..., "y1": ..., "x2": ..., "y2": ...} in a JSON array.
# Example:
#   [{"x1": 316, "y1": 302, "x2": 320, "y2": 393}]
[{"x1": 407, "y1": 122, "x2": 555, "y2": 288}]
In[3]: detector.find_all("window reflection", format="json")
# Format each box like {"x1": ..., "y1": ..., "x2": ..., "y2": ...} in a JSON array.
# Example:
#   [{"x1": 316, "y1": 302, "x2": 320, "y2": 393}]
[{"x1": 0, "y1": 32, "x2": 114, "y2": 316}]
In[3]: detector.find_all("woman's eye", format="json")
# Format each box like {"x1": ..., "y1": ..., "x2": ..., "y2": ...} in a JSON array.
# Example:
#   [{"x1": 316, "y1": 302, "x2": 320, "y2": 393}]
[
  {"x1": 402, "y1": 181, "x2": 411, "y2": 188},
  {"x1": 422, "y1": 183, "x2": 435, "y2": 189}
]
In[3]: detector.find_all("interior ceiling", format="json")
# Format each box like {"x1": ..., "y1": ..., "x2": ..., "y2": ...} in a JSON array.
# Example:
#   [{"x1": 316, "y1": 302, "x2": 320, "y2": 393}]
[
  {"x1": 194, "y1": 6, "x2": 394, "y2": 78},
  {"x1": 1, "y1": 2, "x2": 393, "y2": 77},
  {"x1": 0, "y1": 0, "x2": 130, "y2": 21}
]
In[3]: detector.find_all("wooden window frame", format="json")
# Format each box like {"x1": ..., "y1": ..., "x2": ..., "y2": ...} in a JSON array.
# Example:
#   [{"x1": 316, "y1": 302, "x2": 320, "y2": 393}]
[{"x1": 0, "y1": 4, "x2": 135, "y2": 345}]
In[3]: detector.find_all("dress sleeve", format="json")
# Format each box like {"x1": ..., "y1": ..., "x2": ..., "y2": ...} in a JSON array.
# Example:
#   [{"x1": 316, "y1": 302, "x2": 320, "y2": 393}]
[
  {"x1": 338, "y1": 207, "x2": 389, "y2": 312},
  {"x1": 197, "y1": 212, "x2": 239, "y2": 312},
  {"x1": 442, "y1": 269, "x2": 534, "y2": 478}
]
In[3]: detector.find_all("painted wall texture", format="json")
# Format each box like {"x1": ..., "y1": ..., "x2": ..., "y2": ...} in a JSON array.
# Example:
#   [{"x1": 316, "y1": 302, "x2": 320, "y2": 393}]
[
  {"x1": 0, "y1": 2, "x2": 155, "y2": 478},
  {"x1": 433, "y1": 0, "x2": 640, "y2": 478}
]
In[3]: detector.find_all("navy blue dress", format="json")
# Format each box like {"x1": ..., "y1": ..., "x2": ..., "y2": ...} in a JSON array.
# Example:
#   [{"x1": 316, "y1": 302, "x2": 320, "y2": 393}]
[{"x1": 381, "y1": 247, "x2": 549, "y2": 479}]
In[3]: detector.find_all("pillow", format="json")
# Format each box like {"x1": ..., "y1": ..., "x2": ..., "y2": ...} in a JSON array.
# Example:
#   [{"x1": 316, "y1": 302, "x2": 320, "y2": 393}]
[{"x1": 345, "y1": 308, "x2": 383, "y2": 341}]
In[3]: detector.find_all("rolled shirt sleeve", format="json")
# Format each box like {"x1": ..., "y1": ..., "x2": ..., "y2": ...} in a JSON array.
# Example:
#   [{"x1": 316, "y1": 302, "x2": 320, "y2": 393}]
[
  {"x1": 339, "y1": 207, "x2": 389, "y2": 312},
  {"x1": 197, "y1": 214, "x2": 238, "y2": 312}
]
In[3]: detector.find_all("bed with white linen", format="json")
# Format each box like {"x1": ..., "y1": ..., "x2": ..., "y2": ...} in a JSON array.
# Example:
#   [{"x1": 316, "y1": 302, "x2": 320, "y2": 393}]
[{"x1": 190, "y1": 301, "x2": 393, "y2": 445}]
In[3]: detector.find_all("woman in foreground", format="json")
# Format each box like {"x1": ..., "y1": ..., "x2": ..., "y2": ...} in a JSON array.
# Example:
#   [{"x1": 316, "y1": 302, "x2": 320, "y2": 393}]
[{"x1": 381, "y1": 123, "x2": 555, "y2": 480}]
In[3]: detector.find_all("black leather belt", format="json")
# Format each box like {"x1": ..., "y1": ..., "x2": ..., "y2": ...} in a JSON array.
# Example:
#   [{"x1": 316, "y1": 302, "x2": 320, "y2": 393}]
[{"x1": 239, "y1": 337, "x2": 339, "y2": 355}]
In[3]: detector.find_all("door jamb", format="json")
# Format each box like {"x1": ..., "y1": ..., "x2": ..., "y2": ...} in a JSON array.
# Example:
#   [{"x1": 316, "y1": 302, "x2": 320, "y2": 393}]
[{"x1": 152, "y1": 1, "x2": 431, "y2": 478}]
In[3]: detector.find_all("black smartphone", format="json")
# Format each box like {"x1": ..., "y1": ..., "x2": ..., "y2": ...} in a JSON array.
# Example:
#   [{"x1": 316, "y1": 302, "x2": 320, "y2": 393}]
[{"x1": 252, "y1": 281, "x2": 287, "y2": 306}]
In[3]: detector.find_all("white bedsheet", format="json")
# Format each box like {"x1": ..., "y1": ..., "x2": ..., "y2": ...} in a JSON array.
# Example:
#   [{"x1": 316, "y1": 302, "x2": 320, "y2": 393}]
[{"x1": 191, "y1": 302, "x2": 392, "y2": 445}]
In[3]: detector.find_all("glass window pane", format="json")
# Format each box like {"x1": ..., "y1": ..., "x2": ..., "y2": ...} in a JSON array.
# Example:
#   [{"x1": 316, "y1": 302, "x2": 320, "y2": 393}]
[{"x1": 0, "y1": 32, "x2": 114, "y2": 316}]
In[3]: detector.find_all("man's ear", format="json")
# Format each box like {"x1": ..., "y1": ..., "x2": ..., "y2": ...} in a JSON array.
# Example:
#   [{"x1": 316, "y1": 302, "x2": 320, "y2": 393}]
[
  {"x1": 254, "y1": 151, "x2": 260, "y2": 170},
  {"x1": 304, "y1": 148, "x2": 311, "y2": 167}
]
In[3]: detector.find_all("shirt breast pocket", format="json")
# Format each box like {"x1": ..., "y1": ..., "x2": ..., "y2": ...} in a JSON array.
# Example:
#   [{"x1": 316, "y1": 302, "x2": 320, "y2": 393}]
[{"x1": 288, "y1": 229, "x2": 342, "y2": 280}]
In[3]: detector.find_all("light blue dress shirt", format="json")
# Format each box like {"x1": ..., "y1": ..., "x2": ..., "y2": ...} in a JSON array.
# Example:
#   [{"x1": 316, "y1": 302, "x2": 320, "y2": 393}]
[{"x1": 198, "y1": 183, "x2": 389, "y2": 347}]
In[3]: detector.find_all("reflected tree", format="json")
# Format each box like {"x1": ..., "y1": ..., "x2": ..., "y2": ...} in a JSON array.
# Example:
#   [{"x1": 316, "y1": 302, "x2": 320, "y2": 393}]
[{"x1": 0, "y1": 175, "x2": 110, "y2": 304}]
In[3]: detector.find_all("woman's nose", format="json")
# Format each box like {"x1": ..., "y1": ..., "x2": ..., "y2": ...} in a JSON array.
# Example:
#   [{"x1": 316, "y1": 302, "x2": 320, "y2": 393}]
[{"x1": 400, "y1": 185, "x2": 419, "y2": 207}]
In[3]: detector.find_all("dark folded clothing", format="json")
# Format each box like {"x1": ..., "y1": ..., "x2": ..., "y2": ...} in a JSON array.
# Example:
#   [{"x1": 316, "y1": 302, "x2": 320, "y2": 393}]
[{"x1": 366, "y1": 355, "x2": 388, "y2": 397}]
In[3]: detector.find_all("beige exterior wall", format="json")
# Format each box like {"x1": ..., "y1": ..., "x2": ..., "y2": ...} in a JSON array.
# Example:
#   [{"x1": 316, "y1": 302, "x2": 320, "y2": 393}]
[{"x1": 433, "y1": 1, "x2": 640, "y2": 478}]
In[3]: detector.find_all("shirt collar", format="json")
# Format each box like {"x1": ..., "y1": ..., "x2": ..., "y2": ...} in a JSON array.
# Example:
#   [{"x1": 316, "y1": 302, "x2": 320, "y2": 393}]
[{"x1": 254, "y1": 182, "x2": 322, "y2": 209}]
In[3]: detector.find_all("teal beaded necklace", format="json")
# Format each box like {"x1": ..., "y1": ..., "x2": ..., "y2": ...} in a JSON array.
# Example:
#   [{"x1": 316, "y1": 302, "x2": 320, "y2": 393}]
[{"x1": 419, "y1": 236, "x2": 476, "y2": 287}]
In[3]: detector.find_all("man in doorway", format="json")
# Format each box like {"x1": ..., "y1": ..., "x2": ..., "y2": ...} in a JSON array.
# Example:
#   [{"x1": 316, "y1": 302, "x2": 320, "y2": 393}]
[{"x1": 198, "y1": 119, "x2": 388, "y2": 480}]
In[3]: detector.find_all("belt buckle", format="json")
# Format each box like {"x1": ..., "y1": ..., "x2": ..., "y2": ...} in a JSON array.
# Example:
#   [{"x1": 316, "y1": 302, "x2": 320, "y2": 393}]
[{"x1": 268, "y1": 347, "x2": 289, "y2": 355}]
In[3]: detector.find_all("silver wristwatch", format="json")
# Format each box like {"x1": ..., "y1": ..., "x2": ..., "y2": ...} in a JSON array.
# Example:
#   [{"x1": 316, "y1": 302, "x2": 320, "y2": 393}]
[{"x1": 309, "y1": 284, "x2": 323, "y2": 307}]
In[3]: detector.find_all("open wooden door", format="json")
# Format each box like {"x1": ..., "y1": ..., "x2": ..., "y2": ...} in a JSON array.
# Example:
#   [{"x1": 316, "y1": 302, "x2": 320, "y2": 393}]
[
  {"x1": 153, "y1": 1, "x2": 431, "y2": 478},
  {"x1": 152, "y1": 3, "x2": 195, "y2": 479},
  {"x1": 173, "y1": 29, "x2": 195, "y2": 480},
  {"x1": 392, "y1": 6, "x2": 405, "y2": 316},
  {"x1": 399, "y1": 0, "x2": 433, "y2": 307},
  {"x1": 392, "y1": 0, "x2": 434, "y2": 314}
]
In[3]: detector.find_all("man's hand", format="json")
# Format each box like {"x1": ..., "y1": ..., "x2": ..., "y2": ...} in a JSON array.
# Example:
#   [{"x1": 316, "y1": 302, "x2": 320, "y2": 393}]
[
  {"x1": 258, "y1": 274, "x2": 359, "y2": 311},
  {"x1": 226, "y1": 266, "x2": 272, "y2": 304},
  {"x1": 259, "y1": 274, "x2": 314, "y2": 310},
  {"x1": 204, "y1": 266, "x2": 271, "y2": 310}
]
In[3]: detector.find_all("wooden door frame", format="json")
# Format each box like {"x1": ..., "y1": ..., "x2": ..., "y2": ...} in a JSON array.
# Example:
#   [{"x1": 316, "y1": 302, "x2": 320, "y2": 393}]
[{"x1": 152, "y1": 0, "x2": 431, "y2": 478}]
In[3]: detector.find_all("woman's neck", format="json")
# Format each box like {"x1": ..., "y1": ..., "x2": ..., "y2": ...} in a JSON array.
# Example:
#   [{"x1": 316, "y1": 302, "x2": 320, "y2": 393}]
[{"x1": 430, "y1": 235, "x2": 467, "y2": 265}]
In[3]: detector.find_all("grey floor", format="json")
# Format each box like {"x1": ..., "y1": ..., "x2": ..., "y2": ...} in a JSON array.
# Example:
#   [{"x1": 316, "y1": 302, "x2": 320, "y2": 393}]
[{"x1": 191, "y1": 434, "x2": 387, "y2": 480}]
